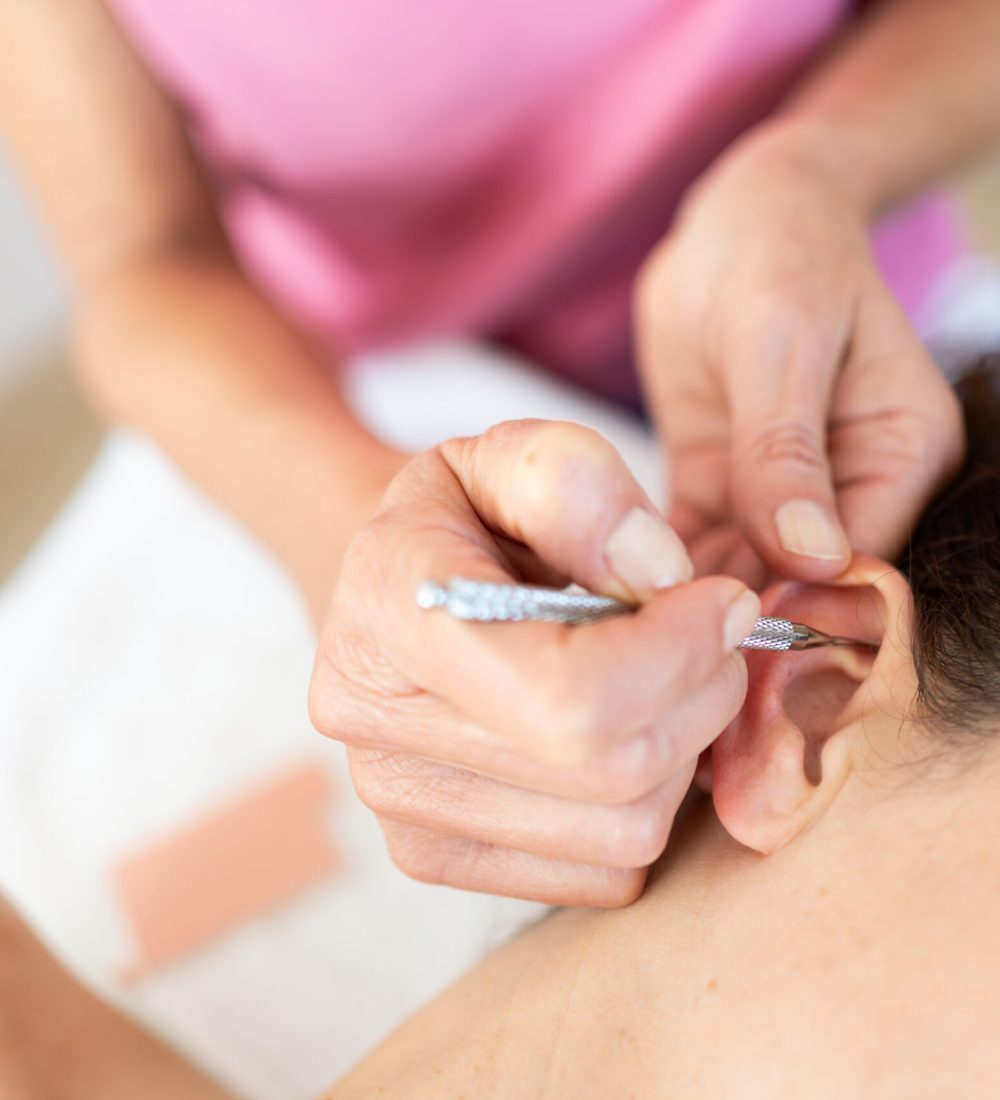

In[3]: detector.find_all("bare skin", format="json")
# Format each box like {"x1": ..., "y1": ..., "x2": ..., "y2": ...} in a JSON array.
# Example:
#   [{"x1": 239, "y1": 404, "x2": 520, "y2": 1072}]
[
  {"x1": 0, "y1": 898, "x2": 232, "y2": 1100},
  {"x1": 2, "y1": 0, "x2": 999, "y2": 906},
  {"x1": 328, "y1": 794, "x2": 1000, "y2": 1099},
  {"x1": 638, "y1": 0, "x2": 1000, "y2": 587},
  {"x1": 328, "y1": 561, "x2": 1000, "y2": 1097},
  {"x1": 3, "y1": 564, "x2": 999, "y2": 1098}
]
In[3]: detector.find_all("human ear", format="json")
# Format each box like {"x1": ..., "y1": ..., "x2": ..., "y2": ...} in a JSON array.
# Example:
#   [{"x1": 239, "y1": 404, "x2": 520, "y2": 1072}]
[{"x1": 711, "y1": 557, "x2": 912, "y2": 854}]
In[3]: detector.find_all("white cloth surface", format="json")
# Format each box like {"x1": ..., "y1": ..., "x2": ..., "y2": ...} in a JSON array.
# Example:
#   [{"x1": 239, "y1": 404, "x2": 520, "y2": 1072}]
[{"x1": 0, "y1": 341, "x2": 660, "y2": 1100}]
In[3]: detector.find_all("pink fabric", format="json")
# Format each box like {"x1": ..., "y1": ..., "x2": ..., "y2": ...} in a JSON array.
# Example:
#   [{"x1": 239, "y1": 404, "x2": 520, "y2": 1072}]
[{"x1": 107, "y1": 0, "x2": 963, "y2": 404}]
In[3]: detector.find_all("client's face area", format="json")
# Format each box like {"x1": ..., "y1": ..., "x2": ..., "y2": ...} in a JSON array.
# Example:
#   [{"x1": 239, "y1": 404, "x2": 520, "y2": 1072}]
[{"x1": 711, "y1": 556, "x2": 921, "y2": 854}]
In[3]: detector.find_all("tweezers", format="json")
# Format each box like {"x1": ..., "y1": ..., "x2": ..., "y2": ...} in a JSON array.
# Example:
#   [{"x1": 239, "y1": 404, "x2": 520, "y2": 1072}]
[{"x1": 416, "y1": 578, "x2": 876, "y2": 653}]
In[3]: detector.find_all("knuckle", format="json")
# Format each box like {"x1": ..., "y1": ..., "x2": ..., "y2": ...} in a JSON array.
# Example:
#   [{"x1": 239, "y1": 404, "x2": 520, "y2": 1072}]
[
  {"x1": 749, "y1": 419, "x2": 827, "y2": 473},
  {"x1": 307, "y1": 660, "x2": 350, "y2": 740},
  {"x1": 336, "y1": 512, "x2": 398, "y2": 597},
  {"x1": 450, "y1": 418, "x2": 546, "y2": 483},
  {"x1": 309, "y1": 641, "x2": 396, "y2": 743},
  {"x1": 384, "y1": 827, "x2": 466, "y2": 887},
  {"x1": 476, "y1": 417, "x2": 545, "y2": 449},
  {"x1": 353, "y1": 752, "x2": 482, "y2": 832},
  {"x1": 351, "y1": 752, "x2": 439, "y2": 819},
  {"x1": 315, "y1": 584, "x2": 411, "y2": 706},
  {"x1": 633, "y1": 804, "x2": 676, "y2": 865},
  {"x1": 377, "y1": 449, "x2": 441, "y2": 510},
  {"x1": 350, "y1": 752, "x2": 404, "y2": 814},
  {"x1": 452, "y1": 418, "x2": 625, "y2": 527},
  {"x1": 544, "y1": 419, "x2": 614, "y2": 460},
  {"x1": 393, "y1": 843, "x2": 446, "y2": 885},
  {"x1": 611, "y1": 803, "x2": 675, "y2": 868},
  {"x1": 516, "y1": 423, "x2": 617, "y2": 507},
  {"x1": 587, "y1": 868, "x2": 647, "y2": 909}
]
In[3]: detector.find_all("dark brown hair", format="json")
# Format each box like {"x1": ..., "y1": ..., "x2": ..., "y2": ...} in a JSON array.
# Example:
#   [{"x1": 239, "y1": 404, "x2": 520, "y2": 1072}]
[{"x1": 902, "y1": 356, "x2": 1000, "y2": 737}]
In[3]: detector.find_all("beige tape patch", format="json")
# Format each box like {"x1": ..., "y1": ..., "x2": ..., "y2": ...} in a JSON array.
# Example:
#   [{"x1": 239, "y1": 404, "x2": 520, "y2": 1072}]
[{"x1": 115, "y1": 762, "x2": 339, "y2": 983}]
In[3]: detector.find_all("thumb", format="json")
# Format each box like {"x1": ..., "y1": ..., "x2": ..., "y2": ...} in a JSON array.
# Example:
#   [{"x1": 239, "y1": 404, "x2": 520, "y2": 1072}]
[
  {"x1": 729, "y1": 374, "x2": 851, "y2": 582},
  {"x1": 440, "y1": 419, "x2": 692, "y2": 602}
]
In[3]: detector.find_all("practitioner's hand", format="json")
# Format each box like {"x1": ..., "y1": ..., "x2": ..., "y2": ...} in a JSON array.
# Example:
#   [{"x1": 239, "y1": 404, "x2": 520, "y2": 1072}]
[
  {"x1": 309, "y1": 420, "x2": 759, "y2": 907},
  {"x1": 635, "y1": 122, "x2": 964, "y2": 587}
]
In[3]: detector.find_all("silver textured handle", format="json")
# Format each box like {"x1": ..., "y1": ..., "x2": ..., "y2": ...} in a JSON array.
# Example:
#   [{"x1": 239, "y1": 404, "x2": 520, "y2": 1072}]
[
  {"x1": 416, "y1": 578, "x2": 802, "y2": 649},
  {"x1": 416, "y1": 579, "x2": 626, "y2": 625}
]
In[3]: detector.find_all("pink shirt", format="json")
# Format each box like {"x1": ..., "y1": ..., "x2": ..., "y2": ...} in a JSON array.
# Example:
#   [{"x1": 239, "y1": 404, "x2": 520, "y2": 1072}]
[{"x1": 107, "y1": 0, "x2": 964, "y2": 403}]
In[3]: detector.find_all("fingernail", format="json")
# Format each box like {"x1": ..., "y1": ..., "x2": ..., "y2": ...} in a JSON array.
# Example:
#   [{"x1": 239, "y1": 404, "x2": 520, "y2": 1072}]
[
  {"x1": 605, "y1": 507, "x2": 693, "y2": 596},
  {"x1": 724, "y1": 589, "x2": 762, "y2": 650},
  {"x1": 774, "y1": 499, "x2": 848, "y2": 562}
]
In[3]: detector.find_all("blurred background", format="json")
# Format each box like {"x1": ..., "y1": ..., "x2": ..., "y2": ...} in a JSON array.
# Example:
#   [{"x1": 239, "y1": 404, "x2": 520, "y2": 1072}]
[
  {"x1": 0, "y1": 145, "x2": 98, "y2": 581},
  {"x1": 1, "y1": 146, "x2": 998, "y2": 583}
]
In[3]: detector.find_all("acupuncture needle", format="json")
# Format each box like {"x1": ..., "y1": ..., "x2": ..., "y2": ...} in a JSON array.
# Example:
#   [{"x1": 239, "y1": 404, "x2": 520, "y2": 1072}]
[{"x1": 415, "y1": 578, "x2": 877, "y2": 653}]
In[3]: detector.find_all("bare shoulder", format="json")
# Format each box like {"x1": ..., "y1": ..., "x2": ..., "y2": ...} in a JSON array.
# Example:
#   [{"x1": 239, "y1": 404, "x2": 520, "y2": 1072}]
[{"x1": 324, "y1": 803, "x2": 1000, "y2": 1099}]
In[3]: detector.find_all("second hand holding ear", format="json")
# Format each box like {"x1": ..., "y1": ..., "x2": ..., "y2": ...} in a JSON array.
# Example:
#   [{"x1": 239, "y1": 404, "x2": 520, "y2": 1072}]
[
  {"x1": 310, "y1": 418, "x2": 760, "y2": 908},
  {"x1": 635, "y1": 121, "x2": 965, "y2": 587}
]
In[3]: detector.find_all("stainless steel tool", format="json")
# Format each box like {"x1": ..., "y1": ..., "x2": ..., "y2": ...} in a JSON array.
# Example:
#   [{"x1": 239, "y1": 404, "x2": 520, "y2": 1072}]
[{"x1": 416, "y1": 578, "x2": 875, "y2": 652}]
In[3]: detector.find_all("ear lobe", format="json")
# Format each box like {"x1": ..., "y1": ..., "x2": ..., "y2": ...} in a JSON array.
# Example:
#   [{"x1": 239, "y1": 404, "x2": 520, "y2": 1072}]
[{"x1": 712, "y1": 646, "x2": 868, "y2": 855}]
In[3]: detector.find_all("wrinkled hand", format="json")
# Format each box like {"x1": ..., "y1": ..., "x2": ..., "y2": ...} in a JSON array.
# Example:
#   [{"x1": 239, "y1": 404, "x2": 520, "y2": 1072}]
[
  {"x1": 310, "y1": 420, "x2": 760, "y2": 907},
  {"x1": 635, "y1": 123, "x2": 964, "y2": 587}
]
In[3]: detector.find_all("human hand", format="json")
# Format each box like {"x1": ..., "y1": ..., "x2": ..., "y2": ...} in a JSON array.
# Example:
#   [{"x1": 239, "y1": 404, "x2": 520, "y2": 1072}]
[
  {"x1": 309, "y1": 420, "x2": 760, "y2": 906},
  {"x1": 635, "y1": 122, "x2": 964, "y2": 587}
]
